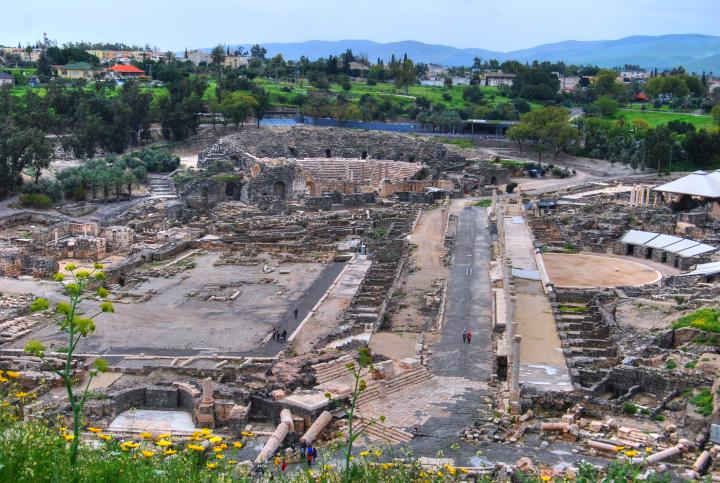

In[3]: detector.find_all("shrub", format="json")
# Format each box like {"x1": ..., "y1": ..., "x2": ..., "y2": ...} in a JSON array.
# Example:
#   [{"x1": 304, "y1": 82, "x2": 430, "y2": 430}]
[
  {"x1": 665, "y1": 359, "x2": 677, "y2": 370},
  {"x1": 474, "y1": 199, "x2": 492, "y2": 208},
  {"x1": 685, "y1": 360, "x2": 698, "y2": 369},
  {"x1": 672, "y1": 307, "x2": 720, "y2": 333},
  {"x1": 653, "y1": 414, "x2": 666, "y2": 421},
  {"x1": 506, "y1": 181, "x2": 518, "y2": 193},
  {"x1": 21, "y1": 179, "x2": 63, "y2": 202},
  {"x1": 690, "y1": 388, "x2": 714, "y2": 416},
  {"x1": 623, "y1": 402, "x2": 638, "y2": 415},
  {"x1": 19, "y1": 193, "x2": 53, "y2": 208},
  {"x1": 558, "y1": 304, "x2": 588, "y2": 313}
]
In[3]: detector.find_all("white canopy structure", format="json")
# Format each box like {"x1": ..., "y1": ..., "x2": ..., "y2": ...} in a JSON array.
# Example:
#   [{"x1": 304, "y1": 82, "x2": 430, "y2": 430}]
[
  {"x1": 653, "y1": 170, "x2": 720, "y2": 199},
  {"x1": 620, "y1": 229, "x2": 717, "y2": 258},
  {"x1": 681, "y1": 261, "x2": 720, "y2": 277}
]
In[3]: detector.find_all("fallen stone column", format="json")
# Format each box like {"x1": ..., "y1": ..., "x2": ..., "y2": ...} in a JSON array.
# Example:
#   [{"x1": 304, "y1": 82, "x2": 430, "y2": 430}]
[
  {"x1": 280, "y1": 408, "x2": 294, "y2": 430},
  {"x1": 588, "y1": 440, "x2": 617, "y2": 452},
  {"x1": 300, "y1": 410, "x2": 333, "y2": 445},
  {"x1": 633, "y1": 442, "x2": 686, "y2": 465},
  {"x1": 254, "y1": 421, "x2": 289, "y2": 465},
  {"x1": 540, "y1": 422, "x2": 568, "y2": 432}
]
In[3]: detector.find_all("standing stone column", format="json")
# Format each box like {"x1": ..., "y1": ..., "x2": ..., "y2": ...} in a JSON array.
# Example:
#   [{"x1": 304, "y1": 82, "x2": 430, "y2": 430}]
[
  {"x1": 511, "y1": 334, "x2": 522, "y2": 392},
  {"x1": 629, "y1": 186, "x2": 636, "y2": 205}
]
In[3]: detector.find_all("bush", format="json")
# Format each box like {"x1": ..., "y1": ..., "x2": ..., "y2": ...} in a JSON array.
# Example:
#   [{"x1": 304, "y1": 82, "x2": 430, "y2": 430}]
[
  {"x1": 690, "y1": 388, "x2": 714, "y2": 416},
  {"x1": 672, "y1": 307, "x2": 720, "y2": 333},
  {"x1": 665, "y1": 359, "x2": 677, "y2": 370},
  {"x1": 623, "y1": 402, "x2": 638, "y2": 415},
  {"x1": 506, "y1": 181, "x2": 518, "y2": 193},
  {"x1": 123, "y1": 148, "x2": 180, "y2": 173},
  {"x1": 19, "y1": 193, "x2": 53, "y2": 208},
  {"x1": 21, "y1": 179, "x2": 63, "y2": 202}
]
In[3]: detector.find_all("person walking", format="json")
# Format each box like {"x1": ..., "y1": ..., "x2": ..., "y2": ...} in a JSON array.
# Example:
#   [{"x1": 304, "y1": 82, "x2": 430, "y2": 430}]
[
  {"x1": 467, "y1": 330, "x2": 472, "y2": 344},
  {"x1": 294, "y1": 308, "x2": 299, "y2": 319},
  {"x1": 280, "y1": 329, "x2": 287, "y2": 342},
  {"x1": 462, "y1": 328, "x2": 467, "y2": 344},
  {"x1": 271, "y1": 328, "x2": 277, "y2": 341}
]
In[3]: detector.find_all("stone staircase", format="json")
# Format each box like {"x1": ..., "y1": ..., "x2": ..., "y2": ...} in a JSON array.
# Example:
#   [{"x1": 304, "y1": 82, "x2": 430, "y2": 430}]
[
  {"x1": 312, "y1": 355, "x2": 355, "y2": 385},
  {"x1": 354, "y1": 418, "x2": 414, "y2": 444},
  {"x1": 357, "y1": 365, "x2": 432, "y2": 407},
  {"x1": 148, "y1": 174, "x2": 177, "y2": 200}
]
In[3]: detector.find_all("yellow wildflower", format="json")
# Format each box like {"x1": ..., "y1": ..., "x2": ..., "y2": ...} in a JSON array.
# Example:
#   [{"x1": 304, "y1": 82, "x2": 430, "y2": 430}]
[
  {"x1": 164, "y1": 449, "x2": 177, "y2": 456},
  {"x1": 14, "y1": 392, "x2": 29, "y2": 399},
  {"x1": 200, "y1": 428, "x2": 212, "y2": 436},
  {"x1": 646, "y1": 447, "x2": 652, "y2": 454},
  {"x1": 216, "y1": 453, "x2": 225, "y2": 460},
  {"x1": 141, "y1": 450, "x2": 154, "y2": 458},
  {"x1": 156, "y1": 439, "x2": 172, "y2": 447},
  {"x1": 624, "y1": 450, "x2": 639, "y2": 457},
  {"x1": 240, "y1": 431, "x2": 254, "y2": 437},
  {"x1": 218, "y1": 443, "x2": 228, "y2": 450},
  {"x1": 5, "y1": 371, "x2": 21, "y2": 379},
  {"x1": 359, "y1": 451, "x2": 370, "y2": 457},
  {"x1": 98, "y1": 434, "x2": 112, "y2": 441},
  {"x1": 87, "y1": 427, "x2": 103, "y2": 433},
  {"x1": 0, "y1": 376, "x2": 8, "y2": 383},
  {"x1": 206, "y1": 462, "x2": 217, "y2": 470},
  {"x1": 233, "y1": 441, "x2": 243, "y2": 449},
  {"x1": 444, "y1": 464, "x2": 457, "y2": 476},
  {"x1": 540, "y1": 475, "x2": 552, "y2": 482},
  {"x1": 213, "y1": 446, "x2": 224, "y2": 453},
  {"x1": 139, "y1": 432, "x2": 153, "y2": 439},
  {"x1": 157, "y1": 433, "x2": 171, "y2": 439},
  {"x1": 460, "y1": 468, "x2": 469, "y2": 474},
  {"x1": 191, "y1": 431, "x2": 202, "y2": 438},
  {"x1": 228, "y1": 460, "x2": 237, "y2": 464},
  {"x1": 613, "y1": 445, "x2": 624, "y2": 452},
  {"x1": 373, "y1": 449, "x2": 382, "y2": 458},
  {"x1": 64, "y1": 434, "x2": 75, "y2": 442},
  {"x1": 209, "y1": 436, "x2": 223, "y2": 444},
  {"x1": 437, "y1": 471, "x2": 443, "y2": 477},
  {"x1": 381, "y1": 463, "x2": 393, "y2": 470},
  {"x1": 187, "y1": 444, "x2": 205, "y2": 452}
]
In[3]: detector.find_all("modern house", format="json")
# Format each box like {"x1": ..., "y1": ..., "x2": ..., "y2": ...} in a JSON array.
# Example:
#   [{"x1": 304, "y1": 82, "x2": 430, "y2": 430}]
[
  {"x1": 53, "y1": 62, "x2": 94, "y2": 80},
  {"x1": 107, "y1": 64, "x2": 145, "y2": 79},
  {"x1": 0, "y1": 72, "x2": 15, "y2": 86},
  {"x1": 483, "y1": 72, "x2": 514, "y2": 87}
]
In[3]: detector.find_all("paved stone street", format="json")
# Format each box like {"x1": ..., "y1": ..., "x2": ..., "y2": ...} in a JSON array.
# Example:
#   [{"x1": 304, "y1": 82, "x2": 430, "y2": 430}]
[{"x1": 411, "y1": 205, "x2": 493, "y2": 451}]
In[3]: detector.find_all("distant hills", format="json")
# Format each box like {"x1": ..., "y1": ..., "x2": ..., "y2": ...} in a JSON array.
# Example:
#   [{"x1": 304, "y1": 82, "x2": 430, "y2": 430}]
[{"x1": 197, "y1": 34, "x2": 720, "y2": 72}]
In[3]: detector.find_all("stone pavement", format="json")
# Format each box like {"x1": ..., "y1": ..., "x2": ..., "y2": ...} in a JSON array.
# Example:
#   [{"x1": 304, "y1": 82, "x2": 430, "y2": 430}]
[{"x1": 410, "y1": 205, "x2": 494, "y2": 451}]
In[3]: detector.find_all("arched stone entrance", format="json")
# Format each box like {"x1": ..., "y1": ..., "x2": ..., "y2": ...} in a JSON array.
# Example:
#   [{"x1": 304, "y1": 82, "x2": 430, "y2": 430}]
[{"x1": 274, "y1": 181, "x2": 286, "y2": 200}]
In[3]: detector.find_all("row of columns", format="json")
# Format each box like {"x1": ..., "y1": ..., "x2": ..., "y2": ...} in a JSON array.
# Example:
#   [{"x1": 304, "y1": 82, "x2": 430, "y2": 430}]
[{"x1": 629, "y1": 184, "x2": 654, "y2": 207}]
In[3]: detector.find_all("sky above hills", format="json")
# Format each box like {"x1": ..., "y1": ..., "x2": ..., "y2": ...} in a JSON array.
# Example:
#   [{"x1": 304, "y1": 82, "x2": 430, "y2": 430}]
[{"x1": 4, "y1": 0, "x2": 719, "y2": 52}]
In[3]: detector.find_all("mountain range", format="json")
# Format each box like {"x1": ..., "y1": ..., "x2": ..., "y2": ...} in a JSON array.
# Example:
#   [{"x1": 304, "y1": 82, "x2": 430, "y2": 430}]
[{"x1": 197, "y1": 34, "x2": 720, "y2": 73}]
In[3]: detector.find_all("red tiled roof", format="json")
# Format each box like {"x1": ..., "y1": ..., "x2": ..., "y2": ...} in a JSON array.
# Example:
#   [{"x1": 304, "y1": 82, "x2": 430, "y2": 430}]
[{"x1": 108, "y1": 65, "x2": 144, "y2": 74}]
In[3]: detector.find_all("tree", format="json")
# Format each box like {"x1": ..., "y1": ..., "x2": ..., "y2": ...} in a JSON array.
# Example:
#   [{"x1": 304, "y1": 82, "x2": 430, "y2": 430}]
[
  {"x1": 210, "y1": 44, "x2": 226, "y2": 83},
  {"x1": 25, "y1": 263, "x2": 113, "y2": 465},
  {"x1": 220, "y1": 92, "x2": 258, "y2": 129},
  {"x1": 593, "y1": 69, "x2": 623, "y2": 98},
  {"x1": 712, "y1": 103, "x2": 720, "y2": 126},
  {"x1": 518, "y1": 106, "x2": 577, "y2": 161},
  {"x1": 506, "y1": 123, "x2": 533, "y2": 150},
  {"x1": 394, "y1": 58, "x2": 416, "y2": 95},
  {"x1": 594, "y1": 96, "x2": 620, "y2": 117},
  {"x1": 251, "y1": 87, "x2": 270, "y2": 127}
]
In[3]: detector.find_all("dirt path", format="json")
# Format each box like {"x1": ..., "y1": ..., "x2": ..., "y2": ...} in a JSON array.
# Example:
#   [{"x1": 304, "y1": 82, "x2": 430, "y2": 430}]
[{"x1": 370, "y1": 205, "x2": 450, "y2": 358}]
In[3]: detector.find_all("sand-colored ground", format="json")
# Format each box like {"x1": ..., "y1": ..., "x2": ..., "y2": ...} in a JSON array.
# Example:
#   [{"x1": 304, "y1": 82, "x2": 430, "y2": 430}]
[{"x1": 543, "y1": 253, "x2": 662, "y2": 288}]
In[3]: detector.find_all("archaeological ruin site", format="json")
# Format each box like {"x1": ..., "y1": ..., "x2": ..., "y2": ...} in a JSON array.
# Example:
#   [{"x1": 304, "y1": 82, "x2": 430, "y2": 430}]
[{"x1": 4, "y1": 125, "x2": 720, "y2": 479}]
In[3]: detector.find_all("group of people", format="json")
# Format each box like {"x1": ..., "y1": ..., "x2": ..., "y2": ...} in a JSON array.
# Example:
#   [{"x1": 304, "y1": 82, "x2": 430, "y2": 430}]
[
  {"x1": 462, "y1": 328, "x2": 473, "y2": 344},
  {"x1": 300, "y1": 441, "x2": 318, "y2": 465},
  {"x1": 271, "y1": 328, "x2": 288, "y2": 342}
]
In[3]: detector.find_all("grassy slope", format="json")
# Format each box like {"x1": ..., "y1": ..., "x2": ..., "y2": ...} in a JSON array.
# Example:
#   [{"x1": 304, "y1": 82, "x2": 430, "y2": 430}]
[{"x1": 613, "y1": 109, "x2": 715, "y2": 130}]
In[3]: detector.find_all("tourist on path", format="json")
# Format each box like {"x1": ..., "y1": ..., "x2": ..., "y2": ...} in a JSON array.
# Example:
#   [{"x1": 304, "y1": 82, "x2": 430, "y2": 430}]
[
  {"x1": 467, "y1": 330, "x2": 472, "y2": 344},
  {"x1": 462, "y1": 328, "x2": 467, "y2": 344},
  {"x1": 294, "y1": 308, "x2": 299, "y2": 319},
  {"x1": 281, "y1": 329, "x2": 287, "y2": 342},
  {"x1": 271, "y1": 328, "x2": 277, "y2": 341}
]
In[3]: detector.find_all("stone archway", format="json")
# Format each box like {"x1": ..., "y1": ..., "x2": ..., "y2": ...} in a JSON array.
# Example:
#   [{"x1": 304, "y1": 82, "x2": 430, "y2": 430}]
[{"x1": 274, "y1": 181, "x2": 286, "y2": 200}]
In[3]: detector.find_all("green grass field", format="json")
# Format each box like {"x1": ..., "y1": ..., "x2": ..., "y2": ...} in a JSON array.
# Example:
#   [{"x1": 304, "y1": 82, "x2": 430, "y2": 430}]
[{"x1": 614, "y1": 109, "x2": 715, "y2": 130}]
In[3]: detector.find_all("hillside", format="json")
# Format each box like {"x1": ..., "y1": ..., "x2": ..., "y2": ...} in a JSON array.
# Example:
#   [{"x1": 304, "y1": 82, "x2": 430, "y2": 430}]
[{"x1": 198, "y1": 34, "x2": 720, "y2": 71}]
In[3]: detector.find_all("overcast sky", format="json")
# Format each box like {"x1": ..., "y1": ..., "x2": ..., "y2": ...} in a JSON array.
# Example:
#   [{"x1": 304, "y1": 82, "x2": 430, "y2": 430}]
[{"x1": 4, "y1": 0, "x2": 719, "y2": 51}]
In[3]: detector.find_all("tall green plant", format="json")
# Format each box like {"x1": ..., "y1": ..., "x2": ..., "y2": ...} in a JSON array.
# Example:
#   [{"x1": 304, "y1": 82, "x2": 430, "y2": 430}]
[{"x1": 25, "y1": 263, "x2": 113, "y2": 465}]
